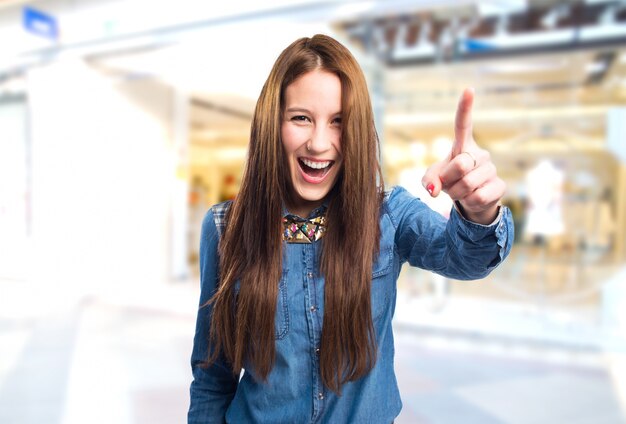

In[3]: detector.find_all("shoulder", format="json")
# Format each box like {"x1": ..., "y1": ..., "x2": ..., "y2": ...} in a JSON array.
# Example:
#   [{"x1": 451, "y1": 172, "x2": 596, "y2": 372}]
[
  {"x1": 205, "y1": 200, "x2": 233, "y2": 238},
  {"x1": 381, "y1": 185, "x2": 439, "y2": 233}
]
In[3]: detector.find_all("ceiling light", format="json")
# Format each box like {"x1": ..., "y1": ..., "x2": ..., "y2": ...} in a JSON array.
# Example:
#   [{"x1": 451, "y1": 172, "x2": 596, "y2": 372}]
[{"x1": 480, "y1": 61, "x2": 566, "y2": 74}]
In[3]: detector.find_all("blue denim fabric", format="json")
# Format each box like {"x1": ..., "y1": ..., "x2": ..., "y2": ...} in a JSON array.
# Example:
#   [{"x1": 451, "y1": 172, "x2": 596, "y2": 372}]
[{"x1": 188, "y1": 186, "x2": 513, "y2": 424}]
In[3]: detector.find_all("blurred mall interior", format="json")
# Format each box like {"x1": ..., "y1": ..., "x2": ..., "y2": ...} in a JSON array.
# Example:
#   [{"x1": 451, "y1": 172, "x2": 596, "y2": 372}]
[{"x1": 1, "y1": 0, "x2": 626, "y2": 423}]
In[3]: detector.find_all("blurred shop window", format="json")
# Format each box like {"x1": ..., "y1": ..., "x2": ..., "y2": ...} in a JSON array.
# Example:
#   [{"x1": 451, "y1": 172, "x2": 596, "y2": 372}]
[
  {"x1": 498, "y1": 151, "x2": 620, "y2": 304},
  {"x1": 188, "y1": 176, "x2": 208, "y2": 265},
  {"x1": 524, "y1": 159, "x2": 565, "y2": 241},
  {"x1": 583, "y1": 187, "x2": 616, "y2": 252},
  {"x1": 220, "y1": 174, "x2": 239, "y2": 203}
]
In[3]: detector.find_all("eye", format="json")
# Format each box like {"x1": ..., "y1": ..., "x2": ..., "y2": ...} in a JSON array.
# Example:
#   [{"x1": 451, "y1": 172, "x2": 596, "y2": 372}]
[
  {"x1": 332, "y1": 116, "x2": 342, "y2": 126},
  {"x1": 292, "y1": 115, "x2": 310, "y2": 122}
]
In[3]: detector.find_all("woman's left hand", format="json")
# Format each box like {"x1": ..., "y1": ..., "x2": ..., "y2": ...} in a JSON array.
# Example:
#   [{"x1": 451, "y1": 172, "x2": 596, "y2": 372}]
[{"x1": 421, "y1": 88, "x2": 506, "y2": 225}]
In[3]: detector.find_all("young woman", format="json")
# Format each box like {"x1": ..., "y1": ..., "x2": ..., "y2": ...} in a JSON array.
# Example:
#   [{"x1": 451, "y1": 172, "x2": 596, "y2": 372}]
[{"x1": 188, "y1": 34, "x2": 513, "y2": 423}]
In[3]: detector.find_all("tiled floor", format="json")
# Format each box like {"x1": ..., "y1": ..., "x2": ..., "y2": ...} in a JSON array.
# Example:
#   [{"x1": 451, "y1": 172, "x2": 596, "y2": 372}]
[
  {"x1": 393, "y1": 329, "x2": 624, "y2": 424},
  {"x1": 1, "y1": 279, "x2": 625, "y2": 424}
]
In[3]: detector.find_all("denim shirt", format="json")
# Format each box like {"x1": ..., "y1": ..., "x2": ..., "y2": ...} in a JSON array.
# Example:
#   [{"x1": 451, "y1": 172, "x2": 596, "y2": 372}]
[{"x1": 188, "y1": 186, "x2": 513, "y2": 424}]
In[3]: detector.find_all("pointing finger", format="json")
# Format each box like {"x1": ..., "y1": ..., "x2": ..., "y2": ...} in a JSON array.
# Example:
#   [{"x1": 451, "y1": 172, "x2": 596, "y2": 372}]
[{"x1": 451, "y1": 88, "x2": 474, "y2": 158}]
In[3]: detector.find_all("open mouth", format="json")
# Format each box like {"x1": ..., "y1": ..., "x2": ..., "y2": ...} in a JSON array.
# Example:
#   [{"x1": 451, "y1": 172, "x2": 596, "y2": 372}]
[{"x1": 298, "y1": 158, "x2": 335, "y2": 182}]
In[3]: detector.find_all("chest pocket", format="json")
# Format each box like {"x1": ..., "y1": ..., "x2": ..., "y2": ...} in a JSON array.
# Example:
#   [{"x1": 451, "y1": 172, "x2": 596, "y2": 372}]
[
  {"x1": 371, "y1": 247, "x2": 393, "y2": 320},
  {"x1": 234, "y1": 270, "x2": 290, "y2": 340}
]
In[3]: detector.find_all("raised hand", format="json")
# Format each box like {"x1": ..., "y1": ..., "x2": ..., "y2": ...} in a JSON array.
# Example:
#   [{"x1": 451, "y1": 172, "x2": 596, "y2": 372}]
[{"x1": 421, "y1": 88, "x2": 505, "y2": 225}]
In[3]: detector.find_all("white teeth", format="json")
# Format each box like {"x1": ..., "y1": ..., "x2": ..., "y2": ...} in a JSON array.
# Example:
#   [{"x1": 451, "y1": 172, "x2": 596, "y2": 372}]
[{"x1": 301, "y1": 159, "x2": 331, "y2": 169}]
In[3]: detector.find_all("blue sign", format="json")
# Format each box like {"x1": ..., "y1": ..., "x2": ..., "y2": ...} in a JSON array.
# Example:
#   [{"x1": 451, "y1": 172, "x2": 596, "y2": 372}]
[
  {"x1": 462, "y1": 38, "x2": 495, "y2": 52},
  {"x1": 23, "y1": 6, "x2": 58, "y2": 40}
]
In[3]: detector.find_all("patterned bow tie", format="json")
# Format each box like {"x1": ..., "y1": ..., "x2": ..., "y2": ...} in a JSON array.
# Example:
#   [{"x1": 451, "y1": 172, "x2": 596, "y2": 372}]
[{"x1": 282, "y1": 214, "x2": 327, "y2": 243}]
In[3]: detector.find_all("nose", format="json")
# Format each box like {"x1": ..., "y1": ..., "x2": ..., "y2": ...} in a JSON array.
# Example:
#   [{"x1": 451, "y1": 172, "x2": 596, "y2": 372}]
[{"x1": 307, "y1": 125, "x2": 335, "y2": 154}]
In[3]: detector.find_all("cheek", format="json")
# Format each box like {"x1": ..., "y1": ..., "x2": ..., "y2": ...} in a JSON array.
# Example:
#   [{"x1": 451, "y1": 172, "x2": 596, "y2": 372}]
[
  {"x1": 281, "y1": 125, "x2": 304, "y2": 154},
  {"x1": 333, "y1": 132, "x2": 342, "y2": 155}
]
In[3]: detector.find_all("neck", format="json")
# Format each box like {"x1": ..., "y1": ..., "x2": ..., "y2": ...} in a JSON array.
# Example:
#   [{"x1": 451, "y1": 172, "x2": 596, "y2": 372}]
[{"x1": 285, "y1": 198, "x2": 326, "y2": 218}]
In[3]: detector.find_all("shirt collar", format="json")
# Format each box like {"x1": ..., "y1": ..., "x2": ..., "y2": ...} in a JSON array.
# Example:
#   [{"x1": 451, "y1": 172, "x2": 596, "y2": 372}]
[{"x1": 282, "y1": 199, "x2": 329, "y2": 220}]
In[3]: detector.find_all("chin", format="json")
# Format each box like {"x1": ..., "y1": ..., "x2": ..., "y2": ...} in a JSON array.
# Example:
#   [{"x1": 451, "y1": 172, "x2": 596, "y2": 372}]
[
  {"x1": 288, "y1": 171, "x2": 339, "y2": 212},
  {"x1": 297, "y1": 188, "x2": 332, "y2": 203}
]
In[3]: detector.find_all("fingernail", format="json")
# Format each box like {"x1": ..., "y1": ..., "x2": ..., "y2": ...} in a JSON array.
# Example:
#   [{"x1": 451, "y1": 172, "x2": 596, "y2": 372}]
[{"x1": 427, "y1": 183, "x2": 434, "y2": 195}]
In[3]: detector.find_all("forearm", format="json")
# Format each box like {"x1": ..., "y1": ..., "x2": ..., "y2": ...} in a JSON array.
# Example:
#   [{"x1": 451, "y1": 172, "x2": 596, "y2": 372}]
[
  {"x1": 188, "y1": 362, "x2": 238, "y2": 424},
  {"x1": 400, "y1": 203, "x2": 512, "y2": 280}
]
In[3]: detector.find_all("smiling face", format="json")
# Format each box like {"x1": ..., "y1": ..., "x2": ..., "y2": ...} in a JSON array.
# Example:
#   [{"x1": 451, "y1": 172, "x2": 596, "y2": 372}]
[{"x1": 281, "y1": 70, "x2": 343, "y2": 217}]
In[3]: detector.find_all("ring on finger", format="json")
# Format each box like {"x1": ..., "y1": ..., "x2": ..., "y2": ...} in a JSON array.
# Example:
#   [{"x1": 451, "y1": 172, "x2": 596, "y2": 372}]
[{"x1": 462, "y1": 151, "x2": 477, "y2": 169}]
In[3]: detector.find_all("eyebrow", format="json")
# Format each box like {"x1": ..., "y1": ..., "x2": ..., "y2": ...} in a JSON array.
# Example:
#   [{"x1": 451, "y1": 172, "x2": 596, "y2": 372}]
[
  {"x1": 285, "y1": 107, "x2": 342, "y2": 115},
  {"x1": 285, "y1": 107, "x2": 311, "y2": 114}
]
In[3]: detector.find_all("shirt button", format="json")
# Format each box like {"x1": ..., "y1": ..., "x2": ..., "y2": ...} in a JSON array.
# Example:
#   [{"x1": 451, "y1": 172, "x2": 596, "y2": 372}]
[
  {"x1": 318, "y1": 392, "x2": 324, "y2": 400},
  {"x1": 315, "y1": 348, "x2": 320, "y2": 355},
  {"x1": 307, "y1": 272, "x2": 314, "y2": 278},
  {"x1": 310, "y1": 305, "x2": 317, "y2": 312}
]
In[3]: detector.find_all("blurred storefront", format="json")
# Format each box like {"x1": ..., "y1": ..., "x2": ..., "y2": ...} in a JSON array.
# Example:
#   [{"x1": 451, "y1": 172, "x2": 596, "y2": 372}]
[
  {"x1": 2, "y1": 0, "x2": 625, "y2": 362},
  {"x1": 2, "y1": 0, "x2": 626, "y2": 423},
  {"x1": 176, "y1": 2, "x2": 626, "y2": 341},
  {"x1": 2, "y1": 0, "x2": 626, "y2": 347}
]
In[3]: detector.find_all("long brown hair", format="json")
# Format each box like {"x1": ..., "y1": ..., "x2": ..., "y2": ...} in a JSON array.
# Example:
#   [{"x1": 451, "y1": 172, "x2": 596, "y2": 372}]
[{"x1": 207, "y1": 34, "x2": 384, "y2": 393}]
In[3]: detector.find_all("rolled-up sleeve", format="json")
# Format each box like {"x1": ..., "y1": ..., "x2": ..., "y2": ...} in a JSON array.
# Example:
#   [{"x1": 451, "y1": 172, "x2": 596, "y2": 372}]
[
  {"x1": 388, "y1": 186, "x2": 513, "y2": 280},
  {"x1": 188, "y1": 210, "x2": 238, "y2": 424}
]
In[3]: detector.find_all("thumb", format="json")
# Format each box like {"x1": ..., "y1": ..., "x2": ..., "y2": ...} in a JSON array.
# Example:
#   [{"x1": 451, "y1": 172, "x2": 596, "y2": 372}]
[{"x1": 421, "y1": 160, "x2": 446, "y2": 197}]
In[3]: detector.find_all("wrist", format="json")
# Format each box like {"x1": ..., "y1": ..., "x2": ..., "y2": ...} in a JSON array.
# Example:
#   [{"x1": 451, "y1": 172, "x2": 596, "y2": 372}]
[{"x1": 454, "y1": 201, "x2": 500, "y2": 225}]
